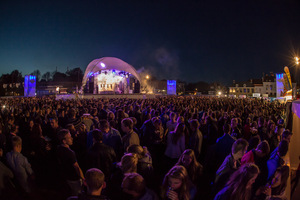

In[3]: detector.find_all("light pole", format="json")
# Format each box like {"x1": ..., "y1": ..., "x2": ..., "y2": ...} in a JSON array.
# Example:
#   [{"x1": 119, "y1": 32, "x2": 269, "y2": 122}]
[{"x1": 144, "y1": 75, "x2": 150, "y2": 93}]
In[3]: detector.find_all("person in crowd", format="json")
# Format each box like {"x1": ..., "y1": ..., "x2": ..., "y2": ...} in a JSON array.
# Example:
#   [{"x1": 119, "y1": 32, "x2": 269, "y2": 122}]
[
  {"x1": 247, "y1": 136, "x2": 261, "y2": 152},
  {"x1": 188, "y1": 119, "x2": 203, "y2": 160},
  {"x1": 117, "y1": 109, "x2": 127, "y2": 135},
  {"x1": 81, "y1": 113, "x2": 94, "y2": 132},
  {"x1": 47, "y1": 116, "x2": 62, "y2": 148},
  {"x1": 57, "y1": 108, "x2": 68, "y2": 128},
  {"x1": 140, "y1": 117, "x2": 163, "y2": 148},
  {"x1": 122, "y1": 118, "x2": 140, "y2": 152},
  {"x1": 98, "y1": 103, "x2": 108, "y2": 120},
  {"x1": 243, "y1": 117, "x2": 252, "y2": 141},
  {"x1": 6, "y1": 136, "x2": 34, "y2": 194},
  {"x1": 231, "y1": 117, "x2": 241, "y2": 139},
  {"x1": 130, "y1": 117, "x2": 141, "y2": 138},
  {"x1": 67, "y1": 168, "x2": 109, "y2": 200},
  {"x1": 122, "y1": 173, "x2": 159, "y2": 200},
  {"x1": 255, "y1": 165, "x2": 290, "y2": 200},
  {"x1": 56, "y1": 129, "x2": 84, "y2": 196},
  {"x1": 3, "y1": 116, "x2": 15, "y2": 136},
  {"x1": 86, "y1": 129, "x2": 116, "y2": 180},
  {"x1": 0, "y1": 124, "x2": 6, "y2": 154},
  {"x1": 161, "y1": 165, "x2": 193, "y2": 200},
  {"x1": 127, "y1": 145, "x2": 153, "y2": 185},
  {"x1": 166, "y1": 112, "x2": 178, "y2": 133},
  {"x1": 270, "y1": 130, "x2": 292, "y2": 159},
  {"x1": 215, "y1": 123, "x2": 236, "y2": 164},
  {"x1": 214, "y1": 138, "x2": 249, "y2": 195},
  {"x1": 67, "y1": 108, "x2": 82, "y2": 130},
  {"x1": 164, "y1": 123, "x2": 186, "y2": 172},
  {"x1": 27, "y1": 122, "x2": 44, "y2": 156},
  {"x1": 108, "y1": 153, "x2": 138, "y2": 200},
  {"x1": 0, "y1": 147, "x2": 14, "y2": 198},
  {"x1": 267, "y1": 140, "x2": 289, "y2": 181},
  {"x1": 242, "y1": 140, "x2": 270, "y2": 165},
  {"x1": 107, "y1": 111, "x2": 117, "y2": 129},
  {"x1": 204, "y1": 115, "x2": 219, "y2": 145},
  {"x1": 214, "y1": 163, "x2": 260, "y2": 200},
  {"x1": 97, "y1": 119, "x2": 123, "y2": 160},
  {"x1": 176, "y1": 149, "x2": 203, "y2": 186},
  {"x1": 258, "y1": 117, "x2": 267, "y2": 141},
  {"x1": 266, "y1": 120, "x2": 277, "y2": 153},
  {"x1": 6, "y1": 124, "x2": 19, "y2": 152}
]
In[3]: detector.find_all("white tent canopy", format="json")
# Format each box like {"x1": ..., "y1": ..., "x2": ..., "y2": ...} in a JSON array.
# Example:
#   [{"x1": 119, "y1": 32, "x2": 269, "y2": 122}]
[{"x1": 81, "y1": 57, "x2": 141, "y2": 88}]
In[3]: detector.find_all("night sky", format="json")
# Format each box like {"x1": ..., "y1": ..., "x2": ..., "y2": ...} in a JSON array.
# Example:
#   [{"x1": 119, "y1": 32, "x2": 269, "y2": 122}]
[{"x1": 1, "y1": 0, "x2": 300, "y2": 85}]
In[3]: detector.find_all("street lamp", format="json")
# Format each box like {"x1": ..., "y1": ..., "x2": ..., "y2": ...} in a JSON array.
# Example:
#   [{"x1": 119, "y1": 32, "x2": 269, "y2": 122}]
[
  {"x1": 146, "y1": 75, "x2": 150, "y2": 80},
  {"x1": 295, "y1": 57, "x2": 299, "y2": 65}
]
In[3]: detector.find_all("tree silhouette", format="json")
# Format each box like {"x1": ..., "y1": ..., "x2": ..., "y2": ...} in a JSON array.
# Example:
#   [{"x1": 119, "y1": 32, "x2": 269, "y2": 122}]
[
  {"x1": 41, "y1": 72, "x2": 52, "y2": 81},
  {"x1": 52, "y1": 71, "x2": 67, "y2": 82},
  {"x1": 66, "y1": 67, "x2": 83, "y2": 82}
]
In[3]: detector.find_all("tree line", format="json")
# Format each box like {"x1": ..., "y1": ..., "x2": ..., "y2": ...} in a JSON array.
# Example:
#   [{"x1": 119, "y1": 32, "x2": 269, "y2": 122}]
[{"x1": 0, "y1": 68, "x2": 84, "y2": 96}]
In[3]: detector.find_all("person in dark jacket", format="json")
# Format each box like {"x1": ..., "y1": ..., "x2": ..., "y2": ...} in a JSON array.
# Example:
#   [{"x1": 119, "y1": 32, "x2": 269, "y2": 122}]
[
  {"x1": 267, "y1": 140, "x2": 289, "y2": 181},
  {"x1": 215, "y1": 124, "x2": 236, "y2": 164},
  {"x1": 214, "y1": 138, "x2": 248, "y2": 195},
  {"x1": 86, "y1": 129, "x2": 116, "y2": 180}
]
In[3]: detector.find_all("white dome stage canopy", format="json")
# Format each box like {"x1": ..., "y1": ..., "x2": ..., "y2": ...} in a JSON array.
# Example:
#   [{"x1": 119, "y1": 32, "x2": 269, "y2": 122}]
[{"x1": 81, "y1": 57, "x2": 141, "y2": 94}]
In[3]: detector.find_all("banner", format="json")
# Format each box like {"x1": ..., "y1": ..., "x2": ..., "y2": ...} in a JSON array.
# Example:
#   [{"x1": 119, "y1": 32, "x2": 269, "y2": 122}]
[
  {"x1": 284, "y1": 66, "x2": 292, "y2": 89},
  {"x1": 283, "y1": 74, "x2": 290, "y2": 91}
]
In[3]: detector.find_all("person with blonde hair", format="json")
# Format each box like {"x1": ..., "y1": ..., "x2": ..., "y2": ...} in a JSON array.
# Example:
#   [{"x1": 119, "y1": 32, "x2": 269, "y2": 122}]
[
  {"x1": 127, "y1": 144, "x2": 154, "y2": 187},
  {"x1": 108, "y1": 153, "x2": 138, "y2": 200},
  {"x1": 214, "y1": 163, "x2": 260, "y2": 200},
  {"x1": 120, "y1": 153, "x2": 139, "y2": 174}
]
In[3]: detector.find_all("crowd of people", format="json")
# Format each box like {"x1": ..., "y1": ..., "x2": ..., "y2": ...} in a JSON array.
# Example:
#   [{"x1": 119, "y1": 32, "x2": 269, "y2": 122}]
[{"x1": 0, "y1": 96, "x2": 294, "y2": 200}]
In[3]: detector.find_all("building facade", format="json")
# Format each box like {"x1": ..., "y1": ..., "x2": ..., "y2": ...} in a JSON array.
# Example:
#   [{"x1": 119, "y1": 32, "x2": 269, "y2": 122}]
[{"x1": 229, "y1": 73, "x2": 277, "y2": 97}]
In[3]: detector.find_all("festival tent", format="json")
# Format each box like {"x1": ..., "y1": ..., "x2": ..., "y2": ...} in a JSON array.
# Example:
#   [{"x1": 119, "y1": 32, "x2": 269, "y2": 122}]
[{"x1": 81, "y1": 57, "x2": 141, "y2": 89}]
